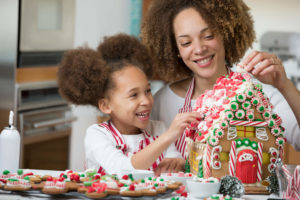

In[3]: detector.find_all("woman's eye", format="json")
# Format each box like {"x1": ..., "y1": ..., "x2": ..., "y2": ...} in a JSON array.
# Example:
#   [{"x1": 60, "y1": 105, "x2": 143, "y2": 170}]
[
  {"x1": 205, "y1": 35, "x2": 214, "y2": 40},
  {"x1": 181, "y1": 42, "x2": 191, "y2": 47}
]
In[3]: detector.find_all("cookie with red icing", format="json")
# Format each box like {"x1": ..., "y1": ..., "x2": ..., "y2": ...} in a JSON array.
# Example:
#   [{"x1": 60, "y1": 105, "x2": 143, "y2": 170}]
[
  {"x1": 41, "y1": 177, "x2": 68, "y2": 194},
  {"x1": 85, "y1": 181, "x2": 108, "y2": 199},
  {"x1": 3, "y1": 176, "x2": 31, "y2": 191}
]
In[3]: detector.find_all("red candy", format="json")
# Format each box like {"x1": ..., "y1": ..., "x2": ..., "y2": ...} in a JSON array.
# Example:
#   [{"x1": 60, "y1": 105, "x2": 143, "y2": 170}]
[{"x1": 122, "y1": 175, "x2": 129, "y2": 180}]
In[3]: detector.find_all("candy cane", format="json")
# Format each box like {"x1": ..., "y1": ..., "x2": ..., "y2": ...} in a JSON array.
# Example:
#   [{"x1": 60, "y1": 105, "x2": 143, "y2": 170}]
[
  {"x1": 257, "y1": 142, "x2": 263, "y2": 182},
  {"x1": 230, "y1": 120, "x2": 267, "y2": 127},
  {"x1": 205, "y1": 145, "x2": 211, "y2": 178},
  {"x1": 229, "y1": 141, "x2": 236, "y2": 176}
]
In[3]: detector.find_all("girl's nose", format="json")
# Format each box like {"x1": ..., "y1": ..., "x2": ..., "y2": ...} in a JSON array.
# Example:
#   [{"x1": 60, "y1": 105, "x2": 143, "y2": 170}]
[{"x1": 140, "y1": 94, "x2": 152, "y2": 105}]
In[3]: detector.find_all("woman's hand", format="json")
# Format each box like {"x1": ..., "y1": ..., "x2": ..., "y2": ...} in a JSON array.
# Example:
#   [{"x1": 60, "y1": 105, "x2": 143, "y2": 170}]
[
  {"x1": 166, "y1": 112, "x2": 200, "y2": 141},
  {"x1": 154, "y1": 158, "x2": 185, "y2": 176},
  {"x1": 242, "y1": 50, "x2": 289, "y2": 91}
]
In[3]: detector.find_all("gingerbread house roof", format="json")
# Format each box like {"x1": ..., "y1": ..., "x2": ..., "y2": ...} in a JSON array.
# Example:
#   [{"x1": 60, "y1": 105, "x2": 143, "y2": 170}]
[{"x1": 186, "y1": 71, "x2": 285, "y2": 146}]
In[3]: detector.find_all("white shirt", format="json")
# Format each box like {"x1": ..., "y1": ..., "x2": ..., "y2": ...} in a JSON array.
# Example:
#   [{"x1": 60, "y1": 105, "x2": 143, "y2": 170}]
[
  {"x1": 152, "y1": 82, "x2": 300, "y2": 151},
  {"x1": 85, "y1": 120, "x2": 181, "y2": 175}
]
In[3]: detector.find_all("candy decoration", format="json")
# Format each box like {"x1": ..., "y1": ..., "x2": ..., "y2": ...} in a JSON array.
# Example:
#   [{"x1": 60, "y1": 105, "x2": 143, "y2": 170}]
[
  {"x1": 251, "y1": 97, "x2": 260, "y2": 106},
  {"x1": 245, "y1": 89, "x2": 254, "y2": 98},
  {"x1": 230, "y1": 102, "x2": 239, "y2": 111},
  {"x1": 268, "y1": 119, "x2": 276, "y2": 128},
  {"x1": 220, "y1": 120, "x2": 228, "y2": 129},
  {"x1": 197, "y1": 158, "x2": 204, "y2": 178},
  {"x1": 229, "y1": 141, "x2": 236, "y2": 176},
  {"x1": 246, "y1": 110, "x2": 254, "y2": 121},
  {"x1": 205, "y1": 145, "x2": 211, "y2": 178},
  {"x1": 256, "y1": 104, "x2": 265, "y2": 113},
  {"x1": 242, "y1": 101, "x2": 251, "y2": 110},
  {"x1": 276, "y1": 137, "x2": 285, "y2": 146},
  {"x1": 209, "y1": 136, "x2": 219, "y2": 146},
  {"x1": 271, "y1": 127, "x2": 281, "y2": 137},
  {"x1": 235, "y1": 109, "x2": 245, "y2": 119},
  {"x1": 257, "y1": 142, "x2": 263, "y2": 182},
  {"x1": 225, "y1": 110, "x2": 234, "y2": 120},
  {"x1": 236, "y1": 94, "x2": 246, "y2": 102},
  {"x1": 263, "y1": 111, "x2": 271, "y2": 120},
  {"x1": 215, "y1": 128, "x2": 224, "y2": 138},
  {"x1": 230, "y1": 120, "x2": 267, "y2": 127}
]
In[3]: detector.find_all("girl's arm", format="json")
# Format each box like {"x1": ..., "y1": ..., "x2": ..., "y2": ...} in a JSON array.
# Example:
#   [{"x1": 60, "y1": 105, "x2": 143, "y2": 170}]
[{"x1": 131, "y1": 112, "x2": 200, "y2": 170}]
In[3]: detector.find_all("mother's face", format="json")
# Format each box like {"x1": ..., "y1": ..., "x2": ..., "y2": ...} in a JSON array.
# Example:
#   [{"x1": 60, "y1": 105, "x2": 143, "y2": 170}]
[{"x1": 173, "y1": 8, "x2": 227, "y2": 80}]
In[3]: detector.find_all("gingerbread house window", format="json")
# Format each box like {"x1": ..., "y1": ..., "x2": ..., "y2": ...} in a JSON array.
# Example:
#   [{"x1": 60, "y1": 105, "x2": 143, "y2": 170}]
[
  {"x1": 190, "y1": 150, "x2": 199, "y2": 171},
  {"x1": 236, "y1": 126, "x2": 255, "y2": 138},
  {"x1": 227, "y1": 126, "x2": 237, "y2": 140},
  {"x1": 256, "y1": 127, "x2": 268, "y2": 141}
]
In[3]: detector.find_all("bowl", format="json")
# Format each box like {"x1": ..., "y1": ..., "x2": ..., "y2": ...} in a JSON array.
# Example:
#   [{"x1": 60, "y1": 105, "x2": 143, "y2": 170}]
[
  {"x1": 160, "y1": 172, "x2": 193, "y2": 186},
  {"x1": 186, "y1": 179, "x2": 221, "y2": 198},
  {"x1": 119, "y1": 169, "x2": 154, "y2": 181}
]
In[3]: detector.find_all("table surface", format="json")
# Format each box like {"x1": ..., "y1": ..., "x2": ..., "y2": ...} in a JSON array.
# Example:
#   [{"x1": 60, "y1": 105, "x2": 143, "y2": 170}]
[{"x1": 0, "y1": 169, "x2": 282, "y2": 200}]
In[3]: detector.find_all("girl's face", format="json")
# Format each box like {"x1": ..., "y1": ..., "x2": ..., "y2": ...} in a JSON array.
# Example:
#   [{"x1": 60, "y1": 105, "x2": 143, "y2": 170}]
[
  {"x1": 173, "y1": 8, "x2": 227, "y2": 81},
  {"x1": 104, "y1": 66, "x2": 153, "y2": 134}
]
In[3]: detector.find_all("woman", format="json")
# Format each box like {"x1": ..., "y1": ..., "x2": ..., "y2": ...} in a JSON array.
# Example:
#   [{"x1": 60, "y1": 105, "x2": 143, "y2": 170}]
[{"x1": 141, "y1": 0, "x2": 300, "y2": 160}]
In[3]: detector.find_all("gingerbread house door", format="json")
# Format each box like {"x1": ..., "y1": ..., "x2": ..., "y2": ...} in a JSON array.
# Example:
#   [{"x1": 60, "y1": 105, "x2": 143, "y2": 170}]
[{"x1": 235, "y1": 149, "x2": 258, "y2": 184}]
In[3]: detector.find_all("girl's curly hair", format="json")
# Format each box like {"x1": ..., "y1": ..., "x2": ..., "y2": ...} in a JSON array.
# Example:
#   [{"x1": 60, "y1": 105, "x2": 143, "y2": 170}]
[
  {"x1": 141, "y1": 0, "x2": 255, "y2": 81},
  {"x1": 57, "y1": 33, "x2": 153, "y2": 108}
]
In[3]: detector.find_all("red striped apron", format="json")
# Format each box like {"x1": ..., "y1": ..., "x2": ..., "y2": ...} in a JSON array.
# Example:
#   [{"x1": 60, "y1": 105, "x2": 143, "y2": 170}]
[
  {"x1": 176, "y1": 77, "x2": 195, "y2": 159},
  {"x1": 97, "y1": 121, "x2": 164, "y2": 174}
]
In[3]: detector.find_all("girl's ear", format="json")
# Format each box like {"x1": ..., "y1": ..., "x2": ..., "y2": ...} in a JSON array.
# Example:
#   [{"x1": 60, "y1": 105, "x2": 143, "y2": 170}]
[{"x1": 98, "y1": 98, "x2": 111, "y2": 114}]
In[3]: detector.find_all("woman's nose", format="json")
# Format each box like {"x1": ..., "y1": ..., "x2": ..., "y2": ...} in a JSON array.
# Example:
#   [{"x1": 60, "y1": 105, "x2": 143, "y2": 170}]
[{"x1": 194, "y1": 41, "x2": 207, "y2": 55}]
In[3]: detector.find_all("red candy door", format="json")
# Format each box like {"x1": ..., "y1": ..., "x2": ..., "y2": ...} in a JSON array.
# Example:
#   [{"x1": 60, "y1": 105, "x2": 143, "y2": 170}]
[{"x1": 235, "y1": 149, "x2": 258, "y2": 183}]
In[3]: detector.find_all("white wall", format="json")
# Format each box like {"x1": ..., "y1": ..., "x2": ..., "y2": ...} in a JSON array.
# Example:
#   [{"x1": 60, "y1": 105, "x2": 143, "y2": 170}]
[
  {"x1": 69, "y1": 0, "x2": 300, "y2": 171},
  {"x1": 244, "y1": 0, "x2": 300, "y2": 51},
  {"x1": 69, "y1": 0, "x2": 131, "y2": 171}
]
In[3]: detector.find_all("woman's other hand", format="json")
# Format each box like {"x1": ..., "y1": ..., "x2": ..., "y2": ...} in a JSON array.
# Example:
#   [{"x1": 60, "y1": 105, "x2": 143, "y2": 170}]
[{"x1": 242, "y1": 50, "x2": 289, "y2": 91}]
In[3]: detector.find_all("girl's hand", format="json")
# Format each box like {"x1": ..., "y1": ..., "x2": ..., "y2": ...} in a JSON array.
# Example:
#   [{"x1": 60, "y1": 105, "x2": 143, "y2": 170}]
[
  {"x1": 242, "y1": 50, "x2": 289, "y2": 91},
  {"x1": 167, "y1": 112, "x2": 200, "y2": 141},
  {"x1": 154, "y1": 158, "x2": 185, "y2": 176}
]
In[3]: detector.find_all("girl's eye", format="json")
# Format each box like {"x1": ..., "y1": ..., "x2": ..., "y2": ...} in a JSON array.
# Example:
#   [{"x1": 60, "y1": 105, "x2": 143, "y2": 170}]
[
  {"x1": 146, "y1": 88, "x2": 152, "y2": 94},
  {"x1": 130, "y1": 93, "x2": 137, "y2": 98}
]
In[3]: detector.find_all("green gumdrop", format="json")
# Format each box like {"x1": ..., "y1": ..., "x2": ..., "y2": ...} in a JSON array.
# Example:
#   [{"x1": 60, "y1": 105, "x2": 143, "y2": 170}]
[
  {"x1": 17, "y1": 169, "x2": 23, "y2": 175},
  {"x1": 3, "y1": 170, "x2": 10, "y2": 175}
]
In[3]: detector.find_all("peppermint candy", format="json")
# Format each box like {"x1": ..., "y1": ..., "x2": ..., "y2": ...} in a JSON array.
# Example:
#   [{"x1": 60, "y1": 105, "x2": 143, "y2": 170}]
[
  {"x1": 246, "y1": 110, "x2": 255, "y2": 121},
  {"x1": 219, "y1": 120, "x2": 228, "y2": 129},
  {"x1": 225, "y1": 110, "x2": 234, "y2": 120},
  {"x1": 214, "y1": 128, "x2": 224, "y2": 138},
  {"x1": 256, "y1": 103, "x2": 265, "y2": 113},
  {"x1": 276, "y1": 137, "x2": 285, "y2": 146},
  {"x1": 245, "y1": 89, "x2": 254, "y2": 98},
  {"x1": 236, "y1": 93, "x2": 246, "y2": 103},
  {"x1": 230, "y1": 101, "x2": 239, "y2": 111},
  {"x1": 209, "y1": 136, "x2": 219, "y2": 147},
  {"x1": 242, "y1": 100, "x2": 251, "y2": 110},
  {"x1": 235, "y1": 109, "x2": 245, "y2": 119},
  {"x1": 271, "y1": 127, "x2": 281, "y2": 137},
  {"x1": 263, "y1": 110, "x2": 272, "y2": 120},
  {"x1": 268, "y1": 119, "x2": 276, "y2": 128},
  {"x1": 251, "y1": 97, "x2": 260, "y2": 106}
]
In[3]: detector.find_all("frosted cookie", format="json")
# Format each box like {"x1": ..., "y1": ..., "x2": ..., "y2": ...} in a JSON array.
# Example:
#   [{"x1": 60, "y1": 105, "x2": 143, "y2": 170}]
[
  {"x1": 85, "y1": 182, "x2": 108, "y2": 199},
  {"x1": 17, "y1": 169, "x2": 41, "y2": 183},
  {"x1": 31, "y1": 181, "x2": 45, "y2": 190},
  {"x1": 3, "y1": 177, "x2": 31, "y2": 191},
  {"x1": 101, "y1": 175, "x2": 120, "y2": 195},
  {"x1": 0, "y1": 170, "x2": 14, "y2": 180},
  {"x1": 120, "y1": 183, "x2": 142, "y2": 197},
  {"x1": 41, "y1": 177, "x2": 68, "y2": 195},
  {"x1": 77, "y1": 181, "x2": 92, "y2": 193},
  {"x1": 0, "y1": 178, "x2": 6, "y2": 189}
]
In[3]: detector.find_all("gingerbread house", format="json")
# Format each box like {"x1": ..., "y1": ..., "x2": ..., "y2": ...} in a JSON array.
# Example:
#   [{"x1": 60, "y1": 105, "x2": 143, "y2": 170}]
[{"x1": 185, "y1": 70, "x2": 285, "y2": 184}]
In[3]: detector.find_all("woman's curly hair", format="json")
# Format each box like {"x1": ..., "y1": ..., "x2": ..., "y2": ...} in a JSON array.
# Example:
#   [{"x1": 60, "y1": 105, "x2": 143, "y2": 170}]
[
  {"x1": 141, "y1": 0, "x2": 255, "y2": 81},
  {"x1": 57, "y1": 33, "x2": 153, "y2": 108}
]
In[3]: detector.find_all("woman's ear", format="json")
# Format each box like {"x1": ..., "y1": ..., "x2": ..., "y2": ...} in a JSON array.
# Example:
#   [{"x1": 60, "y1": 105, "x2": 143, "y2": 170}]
[{"x1": 98, "y1": 98, "x2": 111, "y2": 114}]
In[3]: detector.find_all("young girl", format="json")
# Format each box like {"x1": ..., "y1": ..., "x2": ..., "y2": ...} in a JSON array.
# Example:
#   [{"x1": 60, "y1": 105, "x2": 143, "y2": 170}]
[{"x1": 57, "y1": 34, "x2": 200, "y2": 175}]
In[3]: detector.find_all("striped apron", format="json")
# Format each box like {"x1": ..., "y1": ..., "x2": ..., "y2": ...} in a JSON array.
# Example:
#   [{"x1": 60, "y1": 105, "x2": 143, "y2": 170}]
[
  {"x1": 176, "y1": 77, "x2": 195, "y2": 159},
  {"x1": 97, "y1": 121, "x2": 164, "y2": 174}
]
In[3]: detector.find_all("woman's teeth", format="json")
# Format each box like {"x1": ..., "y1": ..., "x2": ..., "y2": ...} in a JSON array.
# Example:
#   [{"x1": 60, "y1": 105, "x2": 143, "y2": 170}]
[{"x1": 196, "y1": 56, "x2": 212, "y2": 65}]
